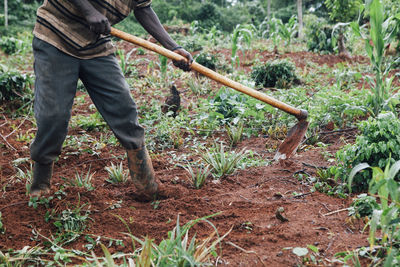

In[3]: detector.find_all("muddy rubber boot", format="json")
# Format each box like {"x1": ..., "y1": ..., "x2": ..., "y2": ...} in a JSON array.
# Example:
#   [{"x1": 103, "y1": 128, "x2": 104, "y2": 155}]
[
  {"x1": 127, "y1": 147, "x2": 159, "y2": 199},
  {"x1": 30, "y1": 162, "x2": 53, "y2": 197}
]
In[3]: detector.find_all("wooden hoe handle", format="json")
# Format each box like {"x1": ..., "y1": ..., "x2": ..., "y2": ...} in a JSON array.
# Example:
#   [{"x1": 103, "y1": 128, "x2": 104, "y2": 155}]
[{"x1": 110, "y1": 27, "x2": 308, "y2": 120}]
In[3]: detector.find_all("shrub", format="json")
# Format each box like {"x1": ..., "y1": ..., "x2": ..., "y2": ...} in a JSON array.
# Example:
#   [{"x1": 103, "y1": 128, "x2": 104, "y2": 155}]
[
  {"x1": 251, "y1": 59, "x2": 298, "y2": 88},
  {"x1": 0, "y1": 36, "x2": 25, "y2": 54},
  {"x1": 195, "y1": 52, "x2": 218, "y2": 71},
  {"x1": 0, "y1": 65, "x2": 33, "y2": 109},
  {"x1": 210, "y1": 88, "x2": 248, "y2": 124},
  {"x1": 332, "y1": 112, "x2": 400, "y2": 192},
  {"x1": 304, "y1": 14, "x2": 335, "y2": 53}
]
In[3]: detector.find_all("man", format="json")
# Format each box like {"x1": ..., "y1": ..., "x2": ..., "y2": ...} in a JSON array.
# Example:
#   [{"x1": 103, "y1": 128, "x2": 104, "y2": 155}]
[{"x1": 29, "y1": 0, "x2": 193, "y2": 198}]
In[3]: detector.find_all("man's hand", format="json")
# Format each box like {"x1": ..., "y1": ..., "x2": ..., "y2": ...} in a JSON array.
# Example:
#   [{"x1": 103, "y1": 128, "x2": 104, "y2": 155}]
[
  {"x1": 70, "y1": 0, "x2": 111, "y2": 34},
  {"x1": 85, "y1": 10, "x2": 111, "y2": 34},
  {"x1": 172, "y1": 48, "x2": 193, "y2": 72}
]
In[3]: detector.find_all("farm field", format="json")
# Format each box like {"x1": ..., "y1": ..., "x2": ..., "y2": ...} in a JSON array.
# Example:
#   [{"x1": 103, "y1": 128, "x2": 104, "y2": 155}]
[
  {"x1": 1, "y1": 0, "x2": 400, "y2": 266},
  {"x1": 0, "y1": 42, "x2": 388, "y2": 266}
]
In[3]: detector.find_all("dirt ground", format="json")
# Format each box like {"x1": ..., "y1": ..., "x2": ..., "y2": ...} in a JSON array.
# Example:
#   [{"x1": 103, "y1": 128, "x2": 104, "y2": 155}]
[{"x1": 0, "y1": 46, "x2": 373, "y2": 266}]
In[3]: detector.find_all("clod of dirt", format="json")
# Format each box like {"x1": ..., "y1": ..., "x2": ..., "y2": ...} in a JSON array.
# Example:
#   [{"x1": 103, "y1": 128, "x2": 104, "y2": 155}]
[
  {"x1": 275, "y1": 207, "x2": 289, "y2": 222},
  {"x1": 161, "y1": 84, "x2": 181, "y2": 118}
]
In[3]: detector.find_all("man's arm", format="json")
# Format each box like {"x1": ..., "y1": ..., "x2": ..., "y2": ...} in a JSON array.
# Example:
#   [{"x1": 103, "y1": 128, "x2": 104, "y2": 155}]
[
  {"x1": 70, "y1": 0, "x2": 111, "y2": 34},
  {"x1": 134, "y1": 6, "x2": 192, "y2": 71}
]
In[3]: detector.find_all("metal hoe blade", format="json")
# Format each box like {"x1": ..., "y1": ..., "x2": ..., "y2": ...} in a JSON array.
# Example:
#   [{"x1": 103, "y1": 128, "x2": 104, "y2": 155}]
[{"x1": 274, "y1": 120, "x2": 309, "y2": 161}]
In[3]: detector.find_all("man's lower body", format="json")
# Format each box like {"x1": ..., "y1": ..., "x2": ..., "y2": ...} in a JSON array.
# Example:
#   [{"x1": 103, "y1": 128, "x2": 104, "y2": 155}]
[{"x1": 30, "y1": 37, "x2": 158, "y2": 198}]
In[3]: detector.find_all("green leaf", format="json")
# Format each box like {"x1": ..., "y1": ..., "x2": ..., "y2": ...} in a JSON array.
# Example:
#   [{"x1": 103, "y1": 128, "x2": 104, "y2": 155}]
[
  {"x1": 307, "y1": 244, "x2": 319, "y2": 253},
  {"x1": 388, "y1": 160, "x2": 400, "y2": 180},
  {"x1": 292, "y1": 247, "x2": 308, "y2": 257},
  {"x1": 348, "y1": 163, "x2": 370, "y2": 194}
]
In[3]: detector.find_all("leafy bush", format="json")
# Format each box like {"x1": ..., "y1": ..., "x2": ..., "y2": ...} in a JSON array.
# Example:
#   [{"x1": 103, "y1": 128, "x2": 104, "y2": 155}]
[
  {"x1": 209, "y1": 88, "x2": 248, "y2": 124},
  {"x1": 304, "y1": 15, "x2": 335, "y2": 53},
  {"x1": 0, "y1": 64, "x2": 33, "y2": 108},
  {"x1": 251, "y1": 59, "x2": 298, "y2": 88},
  {"x1": 332, "y1": 112, "x2": 400, "y2": 192},
  {"x1": 195, "y1": 52, "x2": 218, "y2": 70},
  {"x1": 349, "y1": 194, "x2": 379, "y2": 218},
  {"x1": 0, "y1": 36, "x2": 25, "y2": 54}
]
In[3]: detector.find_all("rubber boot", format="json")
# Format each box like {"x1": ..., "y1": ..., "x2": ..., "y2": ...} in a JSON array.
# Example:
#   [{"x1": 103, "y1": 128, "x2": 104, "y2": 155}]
[
  {"x1": 30, "y1": 162, "x2": 53, "y2": 196},
  {"x1": 127, "y1": 146, "x2": 159, "y2": 198}
]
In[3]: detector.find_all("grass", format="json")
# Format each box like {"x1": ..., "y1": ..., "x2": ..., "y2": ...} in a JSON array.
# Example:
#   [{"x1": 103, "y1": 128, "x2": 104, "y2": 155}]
[
  {"x1": 201, "y1": 142, "x2": 249, "y2": 179},
  {"x1": 105, "y1": 162, "x2": 129, "y2": 184}
]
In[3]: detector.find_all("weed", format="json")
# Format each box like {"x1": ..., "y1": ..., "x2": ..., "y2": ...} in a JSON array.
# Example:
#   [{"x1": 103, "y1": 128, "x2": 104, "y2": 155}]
[
  {"x1": 71, "y1": 112, "x2": 107, "y2": 132},
  {"x1": 105, "y1": 162, "x2": 128, "y2": 184},
  {"x1": 158, "y1": 54, "x2": 168, "y2": 79},
  {"x1": 116, "y1": 213, "x2": 231, "y2": 266},
  {"x1": 64, "y1": 168, "x2": 95, "y2": 191},
  {"x1": 291, "y1": 245, "x2": 324, "y2": 266},
  {"x1": 226, "y1": 121, "x2": 244, "y2": 147},
  {"x1": 28, "y1": 195, "x2": 52, "y2": 209},
  {"x1": 184, "y1": 164, "x2": 211, "y2": 189},
  {"x1": 52, "y1": 201, "x2": 92, "y2": 245},
  {"x1": 348, "y1": 194, "x2": 379, "y2": 218},
  {"x1": 0, "y1": 36, "x2": 27, "y2": 54},
  {"x1": 251, "y1": 59, "x2": 298, "y2": 89},
  {"x1": 347, "y1": 158, "x2": 400, "y2": 265},
  {"x1": 0, "y1": 64, "x2": 33, "y2": 110},
  {"x1": 201, "y1": 142, "x2": 249, "y2": 179},
  {"x1": 195, "y1": 52, "x2": 218, "y2": 70},
  {"x1": 14, "y1": 163, "x2": 33, "y2": 195},
  {"x1": 304, "y1": 14, "x2": 335, "y2": 53},
  {"x1": 186, "y1": 77, "x2": 212, "y2": 96},
  {"x1": 333, "y1": 112, "x2": 400, "y2": 192}
]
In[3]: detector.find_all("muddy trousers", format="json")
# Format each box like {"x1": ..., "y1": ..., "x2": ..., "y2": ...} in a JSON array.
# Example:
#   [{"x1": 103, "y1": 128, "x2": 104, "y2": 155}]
[{"x1": 30, "y1": 37, "x2": 145, "y2": 164}]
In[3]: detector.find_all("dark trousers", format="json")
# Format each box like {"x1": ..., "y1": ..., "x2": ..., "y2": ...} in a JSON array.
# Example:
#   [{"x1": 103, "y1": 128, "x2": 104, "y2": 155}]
[{"x1": 30, "y1": 37, "x2": 145, "y2": 164}]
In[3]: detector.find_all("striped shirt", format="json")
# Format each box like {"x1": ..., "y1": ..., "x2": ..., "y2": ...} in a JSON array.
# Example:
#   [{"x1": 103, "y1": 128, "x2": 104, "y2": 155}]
[{"x1": 33, "y1": 0, "x2": 151, "y2": 59}]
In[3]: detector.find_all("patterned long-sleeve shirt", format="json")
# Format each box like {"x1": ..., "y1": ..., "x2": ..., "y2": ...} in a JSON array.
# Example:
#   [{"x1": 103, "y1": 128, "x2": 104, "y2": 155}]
[{"x1": 33, "y1": 0, "x2": 151, "y2": 59}]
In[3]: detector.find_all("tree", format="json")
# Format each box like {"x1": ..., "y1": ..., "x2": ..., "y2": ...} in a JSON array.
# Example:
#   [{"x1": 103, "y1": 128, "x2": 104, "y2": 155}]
[
  {"x1": 297, "y1": 0, "x2": 303, "y2": 38},
  {"x1": 4, "y1": 0, "x2": 8, "y2": 28}
]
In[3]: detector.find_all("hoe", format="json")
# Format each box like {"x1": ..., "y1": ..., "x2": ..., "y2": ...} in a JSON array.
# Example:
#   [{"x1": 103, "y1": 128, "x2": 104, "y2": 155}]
[{"x1": 111, "y1": 28, "x2": 309, "y2": 160}]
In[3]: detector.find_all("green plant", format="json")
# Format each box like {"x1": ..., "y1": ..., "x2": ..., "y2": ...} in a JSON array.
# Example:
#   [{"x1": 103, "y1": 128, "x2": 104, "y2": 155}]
[
  {"x1": 226, "y1": 121, "x2": 244, "y2": 147},
  {"x1": 127, "y1": 214, "x2": 230, "y2": 266},
  {"x1": 231, "y1": 24, "x2": 256, "y2": 67},
  {"x1": 304, "y1": 14, "x2": 335, "y2": 53},
  {"x1": 53, "y1": 203, "x2": 92, "y2": 244},
  {"x1": 210, "y1": 88, "x2": 248, "y2": 124},
  {"x1": 105, "y1": 162, "x2": 128, "y2": 184},
  {"x1": 251, "y1": 59, "x2": 298, "y2": 88},
  {"x1": 65, "y1": 168, "x2": 95, "y2": 191},
  {"x1": 194, "y1": 52, "x2": 218, "y2": 70},
  {"x1": 349, "y1": 194, "x2": 379, "y2": 218},
  {"x1": 201, "y1": 142, "x2": 249, "y2": 179},
  {"x1": 0, "y1": 64, "x2": 33, "y2": 109},
  {"x1": 351, "y1": 0, "x2": 399, "y2": 116},
  {"x1": 333, "y1": 112, "x2": 400, "y2": 192},
  {"x1": 184, "y1": 164, "x2": 211, "y2": 189},
  {"x1": 0, "y1": 36, "x2": 22, "y2": 54},
  {"x1": 116, "y1": 48, "x2": 136, "y2": 77},
  {"x1": 265, "y1": 17, "x2": 282, "y2": 53},
  {"x1": 158, "y1": 54, "x2": 168, "y2": 79},
  {"x1": 71, "y1": 112, "x2": 107, "y2": 132},
  {"x1": 0, "y1": 212, "x2": 4, "y2": 234},
  {"x1": 348, "y1": 159, "x2": 400, "y2": 265},
  {"x1": 291, "y1": 245, "x2": 323, "y2": 266},
  {"x1": 14, "y1": 163, "x2": 33, "y2": 195},
  {"x1": 278, "y1": 15, "x2": 298, "y2": 47}
]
